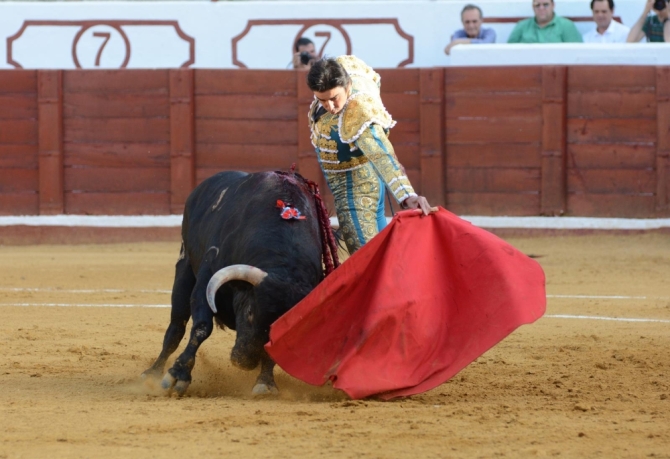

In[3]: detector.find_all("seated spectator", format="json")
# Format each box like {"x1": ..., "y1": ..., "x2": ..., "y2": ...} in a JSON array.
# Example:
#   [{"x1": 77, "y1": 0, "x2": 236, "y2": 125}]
[
  {"x1": 292, "y1": 37, "x2": 317, "y2": 70},
  {"x1": 507, "y1": 0, "x2": 583, "y2": 43},
  {"x1": 444, "y1": 4, "x2": 496, "y2": 55},
  {"x1": 583, "y1": 0, "x2": 630, "y2": 42},
  {"x1": 627, "y1": 0, "x2": 670, "y2": 42}
]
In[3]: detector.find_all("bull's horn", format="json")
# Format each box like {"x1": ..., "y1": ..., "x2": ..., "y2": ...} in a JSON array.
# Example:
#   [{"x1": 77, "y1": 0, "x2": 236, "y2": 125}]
[{"x1": 206, "y1": 264, "x2": 268, "y2": 313}]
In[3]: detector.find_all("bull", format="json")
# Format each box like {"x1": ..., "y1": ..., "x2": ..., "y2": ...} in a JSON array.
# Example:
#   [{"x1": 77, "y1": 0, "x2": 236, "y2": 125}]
[{"x1": 142, "y1": 170, "x2": 338, "y2": 396}]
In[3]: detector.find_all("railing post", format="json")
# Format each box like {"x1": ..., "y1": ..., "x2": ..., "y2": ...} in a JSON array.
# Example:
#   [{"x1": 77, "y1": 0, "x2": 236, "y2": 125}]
[
  {"x1": 540, "y1": 66, "x2": 567, "y2": 215},
  {"x1": 169, "y1": 69, "x2": 195, "y2": 214},
  {"x1": 419, "y1": 67, "x2": 445, "y2": 207},
  {"x1": 656, "y1": 66, "x2": 670, "y2": 216},
  {"x1": 37, "y1": 70, "x2": 64, "y2": 215}
]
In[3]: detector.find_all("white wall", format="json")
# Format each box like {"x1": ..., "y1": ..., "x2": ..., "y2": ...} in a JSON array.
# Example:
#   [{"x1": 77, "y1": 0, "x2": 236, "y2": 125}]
[{"x1": 0, "y1": 0, "x2": 658, "y2": 69}]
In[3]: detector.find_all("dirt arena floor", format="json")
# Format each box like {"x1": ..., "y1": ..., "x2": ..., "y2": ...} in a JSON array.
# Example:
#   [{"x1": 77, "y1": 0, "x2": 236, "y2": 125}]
[{"x1": 1, "y1": 233, "x2": 669, "y2": 458}]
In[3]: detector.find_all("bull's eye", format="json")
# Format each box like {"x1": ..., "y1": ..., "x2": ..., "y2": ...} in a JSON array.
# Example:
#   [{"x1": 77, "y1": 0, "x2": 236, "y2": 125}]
[{"x1": 247, "y1": 306, "x2": 254, "y2": 324}]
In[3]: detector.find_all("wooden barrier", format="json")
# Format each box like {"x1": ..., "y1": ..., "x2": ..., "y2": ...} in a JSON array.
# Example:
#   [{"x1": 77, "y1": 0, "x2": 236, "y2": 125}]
[{"x1": 0, "y1": 66, "x2": 669, "y2": 218}]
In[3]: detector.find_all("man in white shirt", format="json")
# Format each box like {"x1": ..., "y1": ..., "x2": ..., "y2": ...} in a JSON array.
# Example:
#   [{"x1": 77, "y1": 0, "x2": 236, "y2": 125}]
[{"x1": 583, "y1": 0, "x2": 630, "y2": 42}]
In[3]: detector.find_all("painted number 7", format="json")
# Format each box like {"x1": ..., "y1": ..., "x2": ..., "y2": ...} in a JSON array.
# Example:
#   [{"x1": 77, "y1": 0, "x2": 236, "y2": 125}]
[
  {"x1": 93, "y1": 32, "x2": 111, "y2": 67},
  {"x1": 315, "y1": 31, "x2": 331, "y2": 58}
]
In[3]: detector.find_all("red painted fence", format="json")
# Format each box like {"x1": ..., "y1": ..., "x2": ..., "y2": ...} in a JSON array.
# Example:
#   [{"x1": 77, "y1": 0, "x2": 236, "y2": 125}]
[{"x1": 0, "y1": 66, "x2": 668, "y2": 217}]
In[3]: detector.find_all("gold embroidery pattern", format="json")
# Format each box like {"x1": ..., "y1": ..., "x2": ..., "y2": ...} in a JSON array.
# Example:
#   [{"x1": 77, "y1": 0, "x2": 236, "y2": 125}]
[
  {"x1": 339, "y1": 94, "x2": 394, "y2": 143},
  {"x1": 335, "y1": 55, "x2": 381, "y2": 87},
  {"x1": 320, "y1": 155, "x2": 369, "y2": 172},
  {"x1": 327, "y1": 164, "x2": 382, "y2": 254},
  {"x1": 315, "y1": 138, "x2": 338, "y2": 153},
  {"x1": 355, "y1": 126, "x2": 415, "y2": 203}
]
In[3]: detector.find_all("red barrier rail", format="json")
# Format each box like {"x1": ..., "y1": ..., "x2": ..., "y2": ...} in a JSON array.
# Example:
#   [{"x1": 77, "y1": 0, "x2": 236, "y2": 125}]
[{"x1": 0, "y1": 67, "x2": 668, "y2": 217}]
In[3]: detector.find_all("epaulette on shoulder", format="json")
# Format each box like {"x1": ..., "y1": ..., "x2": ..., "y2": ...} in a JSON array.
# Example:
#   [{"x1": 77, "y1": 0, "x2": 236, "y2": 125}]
[{"x1": 338, "y1": 92, "x2": 395, "y2": 144}]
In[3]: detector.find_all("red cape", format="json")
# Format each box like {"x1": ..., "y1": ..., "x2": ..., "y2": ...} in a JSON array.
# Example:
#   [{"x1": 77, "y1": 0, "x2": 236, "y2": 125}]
[{"x1": 265, "y1": 208, "x2": 546, "y2": 400}]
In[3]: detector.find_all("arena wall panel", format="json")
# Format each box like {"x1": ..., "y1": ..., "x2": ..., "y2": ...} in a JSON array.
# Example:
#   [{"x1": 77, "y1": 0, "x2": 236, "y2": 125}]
[
  {"x1": 0, "y1": 66, "x2": 669, "y2": 218},
  {"x1": 62, "y1": 70, "x2": 171, "y2": 215},
  {"x1": 445, "y1": 66, "x2": 543, "y2": 216},
  {"x1": 566, "y1": 66, "x2": 660, "y2": 217},
  {"x1": 0, "y1": 71, "x2": 38, "y2": 215}
]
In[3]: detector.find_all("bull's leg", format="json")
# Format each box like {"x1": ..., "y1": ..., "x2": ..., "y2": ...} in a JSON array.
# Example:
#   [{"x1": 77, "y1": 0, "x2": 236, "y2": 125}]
[
  {"x1": 142, "y1": 255, "x2": 195, "y2": 379},
  {"x1": 252, "y1": 352, "x2": 279, "y2": 396},
  {"x1": 161, "y1": 267, "x2": 214, "y2": 396}
]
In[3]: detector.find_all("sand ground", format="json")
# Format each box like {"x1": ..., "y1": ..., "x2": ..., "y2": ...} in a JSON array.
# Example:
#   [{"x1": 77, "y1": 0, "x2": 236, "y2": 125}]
[{"x1": 0, "y1": 233, "x2": 669, "y2": 458}]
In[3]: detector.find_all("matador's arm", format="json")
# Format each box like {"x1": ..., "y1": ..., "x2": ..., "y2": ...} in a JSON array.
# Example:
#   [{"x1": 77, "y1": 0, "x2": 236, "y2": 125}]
[{"x1": 354, "y1": 124, "x2": 417, "y2": 205}]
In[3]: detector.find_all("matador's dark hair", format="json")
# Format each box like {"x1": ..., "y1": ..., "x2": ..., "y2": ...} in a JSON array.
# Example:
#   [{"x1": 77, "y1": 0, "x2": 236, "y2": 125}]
[{"x1": 306, "y1": 57, "x2": 352, "y2": 93}]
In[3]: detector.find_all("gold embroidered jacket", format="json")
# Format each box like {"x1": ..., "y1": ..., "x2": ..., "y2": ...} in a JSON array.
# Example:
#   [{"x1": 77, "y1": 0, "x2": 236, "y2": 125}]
[{"x1": 308, "y1": 55, "x2": 416, "y2": 204}]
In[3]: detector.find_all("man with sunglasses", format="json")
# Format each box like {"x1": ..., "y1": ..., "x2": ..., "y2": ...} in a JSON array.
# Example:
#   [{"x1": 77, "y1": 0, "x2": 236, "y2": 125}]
[{"x1": 508, "y1": 0, "x2": 583, "y2": 42}]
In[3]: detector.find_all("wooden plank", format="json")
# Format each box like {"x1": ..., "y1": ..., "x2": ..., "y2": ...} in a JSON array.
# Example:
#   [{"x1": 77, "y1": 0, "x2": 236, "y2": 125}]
[
  {"x1": 567, "y1": 144, "x2": 656, "y2": 169},
  {"x1": 393, "y1": 144, "x2": 420, "y2": 170},
  {"x1": 195, "y1": 94, "x2": 297, "y2": 120},
  {"x1": 0, "y1": 169, "x2": 38, "y2": 193},
  {"x1": 38, "y1": 70, "x2": 64, "y2": 215},
  {"x1": 0, "y1": 193, "x2": 38, "y2": 215},
  {"x1": 0, "y1": 95, "x2": 38, "y2": 119},
  {"x1": 196, "y1": 144, "x2": 297, "y2": 169},
  {"x1": 447, "y1": 117, "x2": 541, "y2": 143},
  {"x1": 64, "y1": 142, "x2": 170, "y2": 168},
  {"x1": 568, "y1": 66, "x2": 656, "y2": 91},
  {"x1": 447, "y1": 143, "x2": 541, "y2": 168},
  {"x1": 169, "y1": 69, "x2": 195, "y2": 214},
  {"x1": 195, "y1": 70, "x2": 296, "y2": 95},
  {"x1": 64, "y1": 167, "x2": 170, "y2": 192},
  {"x1": 63, "y1": 70, "x2": 169, "y2": 93},
  {"x1": 445, "y1": 67, "x2": 542, "y2": 93},
  {"x1": 447, "y1": 93, "x2": 541, "y2": 118},
  {"x1": 377, "y1": 69, "x2": 420, "y2": 93},
  {"x1": 64, "y1": 118, "x2": 170, "y2": 143},
  {"x1": 541, "y1": 66, "x2": 567, "y2": 215},
  {"x1": 384, "y1": 93, "x2": 420, "y2": 120},
  {"x1": 64, "y1": 192, "x2": 170, "y2": 215},
  {"x1": 0, "y1": 145, "x2": 38, "y2": 168},
  {"x1": 567, "y1": 169, "x2": 656, "y2": 194},
  {"x1": 419, "y1": 67, "x2": 444, "y2": 206},
  {"x1": 389, "y1": 121, "x2": 420, "y2": 148},
  {"x1": 196, "y1": 119, "x2": 297, "y2": 144},
  {"x1": 63, "y1": 92, "x2": 169, "y2": 118},
  {"x1": 447, "y1": 168, "x2": 541, "y2": 193},
  {"x1": 0, "y1": 70, "x2": 37, "y2": 94},
  {"x1": 567, "y1": 118, "x2": 656, "y2": 144},
  {"x1": 567, "y1": 91, "x2": 656, "y2": 119},
  {"x1": 446, "y1": 192, "x2": 540, "y2": 216},
  {"x1": 656, "y1": 66, "x2": 670, "y2": 215},
  {"x1": 567, "y1": 194, "x2": 655, "y2": 217},
  {"x1": 0, "y1": 120, "x2": 37, "y2": 144}
]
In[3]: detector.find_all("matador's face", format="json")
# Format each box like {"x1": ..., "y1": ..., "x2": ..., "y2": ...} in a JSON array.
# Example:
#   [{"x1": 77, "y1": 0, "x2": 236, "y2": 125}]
[{"x1": 313, "y1": 83, "x2": 351, "y2": 115}]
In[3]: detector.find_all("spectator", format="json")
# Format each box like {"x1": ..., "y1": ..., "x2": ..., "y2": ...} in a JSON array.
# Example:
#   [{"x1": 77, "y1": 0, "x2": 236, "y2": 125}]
[
  {"x1": 583, "y1": 0, "x2": 630, "y2": 42},
  {"x1": 292, "y1": 37, "x2": 317, "y2": 70},
  {"x1": 444, "y1": 4, "x2": 496, "y2": 55},
  {"x1": 507, "y1": 0, "x2": 583, "y2": 43},
  {"x1": 627, "y1": 0, "x2": 670, "y2": 42}
]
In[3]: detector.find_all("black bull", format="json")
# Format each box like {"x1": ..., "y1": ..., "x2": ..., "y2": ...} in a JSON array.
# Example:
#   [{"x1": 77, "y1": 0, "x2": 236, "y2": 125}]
[{"x1": 142, "y1": 170, "x2": 337, "y2": 396}]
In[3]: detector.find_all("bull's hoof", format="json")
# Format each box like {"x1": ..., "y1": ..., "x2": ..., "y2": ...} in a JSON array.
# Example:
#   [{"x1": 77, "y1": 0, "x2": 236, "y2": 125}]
[
  {"x1": 252, "y1": 383, "x2": 279, "y2": 396},
  {"x1": 160, "y1": 372, "x2": 191, "y2": 396},
  {"x1": 174, "y1": 380, "x2": 190, "y2": 396},
  {"x1": 161, "y1": 373, "x2": 176, "y2": 391}
]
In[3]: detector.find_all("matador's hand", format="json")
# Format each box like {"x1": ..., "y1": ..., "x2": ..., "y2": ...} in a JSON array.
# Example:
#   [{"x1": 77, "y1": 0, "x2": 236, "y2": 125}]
[{"x1": 402, "y1": 196, "x2": 438, "y2": 216}]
